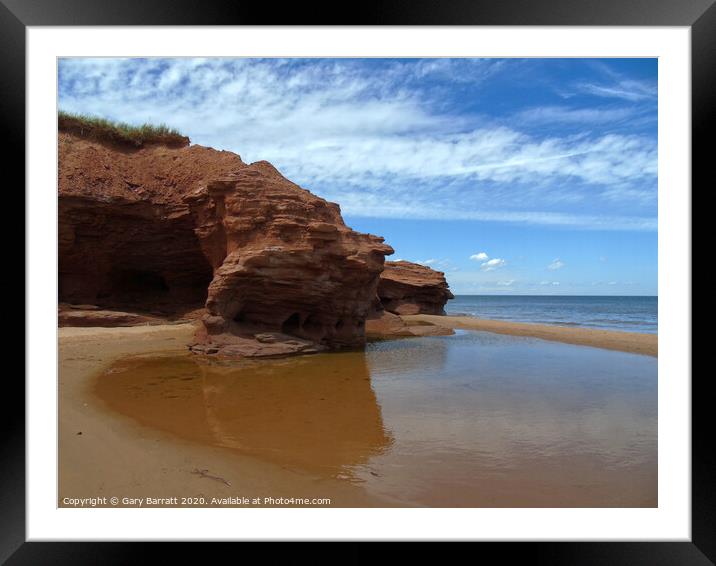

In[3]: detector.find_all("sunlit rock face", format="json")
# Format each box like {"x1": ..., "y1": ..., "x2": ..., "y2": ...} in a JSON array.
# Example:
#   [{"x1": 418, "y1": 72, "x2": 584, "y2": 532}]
[
  {"x1": 377, "y1": 261, "x2": 454, "y2": 316},
  {"x1": 58, "y1": 130, "x2": 393, "y2": 357},
  {"x1": 187, "y1": 163, "x2": 393, "y2": 357}
]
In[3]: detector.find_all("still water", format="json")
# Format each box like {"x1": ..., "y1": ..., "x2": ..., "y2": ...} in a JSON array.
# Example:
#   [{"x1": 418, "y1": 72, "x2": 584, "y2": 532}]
[{"x1": 96, "y1": 330, "x2": 657, "y2": 507}]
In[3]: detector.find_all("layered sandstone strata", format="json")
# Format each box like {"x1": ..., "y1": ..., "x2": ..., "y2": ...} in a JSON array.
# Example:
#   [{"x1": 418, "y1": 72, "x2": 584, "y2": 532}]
[
  {"x1": 377, "y1": 261, "x2": 454, "y2": 316},
  {"x1": 59, "y1": 130, "x2": 392, "y2": 356}
]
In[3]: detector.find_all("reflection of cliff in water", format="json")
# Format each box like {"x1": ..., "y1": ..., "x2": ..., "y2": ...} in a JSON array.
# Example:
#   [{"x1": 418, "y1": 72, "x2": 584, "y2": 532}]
[{"x1": 95, "y1": 352, "x2": 392, "y2": 479}]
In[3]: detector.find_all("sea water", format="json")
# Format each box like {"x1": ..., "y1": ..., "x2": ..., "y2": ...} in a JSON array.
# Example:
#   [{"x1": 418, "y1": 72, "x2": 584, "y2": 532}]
[{"x1": 446, "y1": 295, "x2": 657, "y2": 334}]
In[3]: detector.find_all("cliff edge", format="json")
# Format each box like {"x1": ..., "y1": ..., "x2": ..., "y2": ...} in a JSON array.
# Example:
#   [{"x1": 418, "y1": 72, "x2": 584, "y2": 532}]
[
  {"x1": 59, "y1": 126, "x2": 392, "y2": 357},
  {"x1": 377, "y1": 261, "x2": 454, "y2": 316}
]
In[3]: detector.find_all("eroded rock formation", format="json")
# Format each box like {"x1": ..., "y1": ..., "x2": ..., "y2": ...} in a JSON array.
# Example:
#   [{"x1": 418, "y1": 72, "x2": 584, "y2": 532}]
[
  {"x1": 377, "y1": 261, "x2": 454, "y2": 316},
  {"x1": 59, "y1": 130, "x2": 392, "y2": 356},
  {"x1": 365, "y1": 310, "x2": 454, "y2": 339},
  {"x1": 188, "y1": 164, "x2": 392, "y2": 357}
]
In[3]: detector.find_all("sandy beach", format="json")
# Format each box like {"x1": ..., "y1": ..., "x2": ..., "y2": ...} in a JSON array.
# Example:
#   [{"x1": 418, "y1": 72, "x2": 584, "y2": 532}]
[
  {"x1": 59, "y1": 323, "x2": 396, "y2": 507},
  {"x1": 59, "y1": 314, "x2": 657, "y2": 507},
  {"x1": 405, "y1": 314, "x2": 657, "y2": 357}
]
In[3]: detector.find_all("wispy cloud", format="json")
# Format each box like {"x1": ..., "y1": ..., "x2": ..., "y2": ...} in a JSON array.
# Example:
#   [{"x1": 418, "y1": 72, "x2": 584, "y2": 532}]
[
  {"x1": 338, "y1": 195, "x2": 657, "y2": 231},
  {"x1": 576, "y1": 79, "x2": 656, "y2": 102},
  {"x1": 571, "y1": 63, "x2": 657, "y2": 103},
  {"x1": 470, "y1": 252, "x2": 489, "y2": 261},
  {"x1": 547, "y1": 258, "x2": 565, "y2": 271},
  {"x1": 58, "y1": 58, "x2": 657, "y2": 231}
]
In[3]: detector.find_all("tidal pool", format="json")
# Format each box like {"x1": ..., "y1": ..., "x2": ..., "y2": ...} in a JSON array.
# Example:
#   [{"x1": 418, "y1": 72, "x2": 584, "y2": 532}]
[{"x1": 95, "y1": 330, "x2": 657, "y2": 507}]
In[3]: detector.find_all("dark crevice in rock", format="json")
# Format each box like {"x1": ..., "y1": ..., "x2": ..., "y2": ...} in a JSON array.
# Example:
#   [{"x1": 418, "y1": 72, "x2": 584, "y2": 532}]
[{"x1": 281, "y1": 312, "x2": 302, "y2": 336}]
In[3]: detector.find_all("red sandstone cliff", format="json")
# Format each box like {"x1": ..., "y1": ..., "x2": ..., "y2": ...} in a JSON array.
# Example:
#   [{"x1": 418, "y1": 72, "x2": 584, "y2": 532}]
[
  {"x1": 377, "y1": 261, "x2": 454, "y2": 316},
  {"x1": 58, "y1": 130, "x2": 392, "y2": 356}
]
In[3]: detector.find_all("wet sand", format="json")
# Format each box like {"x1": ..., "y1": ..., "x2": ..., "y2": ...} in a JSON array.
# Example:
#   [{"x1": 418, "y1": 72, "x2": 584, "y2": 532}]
[
  {"x1": 59, "y1": 324, "x2": 396, "y2": 507},
  {"x1": 60, "y1": 317, "x2": 657, "y2": 508},
  {"x1": 405, "y1": 314, "x2": 657, "y2": 357}
]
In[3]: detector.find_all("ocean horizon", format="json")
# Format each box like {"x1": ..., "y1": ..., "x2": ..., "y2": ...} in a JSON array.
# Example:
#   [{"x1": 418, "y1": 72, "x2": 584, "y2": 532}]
[{"x1": 446, "y1": 295, "x2": 658, "y2": 334}]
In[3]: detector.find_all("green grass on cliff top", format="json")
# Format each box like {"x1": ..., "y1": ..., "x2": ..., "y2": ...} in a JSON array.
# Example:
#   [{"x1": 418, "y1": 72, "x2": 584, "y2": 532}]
[{"x1": 58, "y1": 111, "x2": 188, "y2": 147}]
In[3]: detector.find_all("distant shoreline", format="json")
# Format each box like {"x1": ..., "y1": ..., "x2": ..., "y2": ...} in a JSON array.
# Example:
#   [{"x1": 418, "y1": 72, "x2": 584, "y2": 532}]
[{"x1": 404, "y1": 314, "x2": 658, "y2": 357}]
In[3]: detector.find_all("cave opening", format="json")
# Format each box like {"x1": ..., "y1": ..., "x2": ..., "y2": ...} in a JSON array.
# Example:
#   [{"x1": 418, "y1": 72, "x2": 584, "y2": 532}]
[
  {"x1": 110, "y1": 268, "x2": 170, "y2": 295},
  {"x1": 60, "y1": 263, "x2": 214, "y2": 314},
  {"x1": 303, "y1": 314, "x2": 323, "y2": 335},
  {"x1": 59, "y1": 208, "x2": 216, "y2": 316},
  {"x1": 99, "y1": 268, "x2": 174, "y2": 308},
  {"x1": 282, "y1": 313, "x2": 302, "y2": 336}
]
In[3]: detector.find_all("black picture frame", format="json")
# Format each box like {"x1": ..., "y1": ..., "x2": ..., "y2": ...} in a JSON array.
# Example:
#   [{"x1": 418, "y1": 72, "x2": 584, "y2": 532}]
[{"x1": 4, "y1": 0, "x2": 709, "y2": 562}]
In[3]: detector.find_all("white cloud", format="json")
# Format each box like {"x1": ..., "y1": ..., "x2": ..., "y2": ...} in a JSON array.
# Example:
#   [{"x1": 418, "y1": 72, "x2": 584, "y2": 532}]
[
  {"x1": 58, "y1": 58, "x2": 657, "y2": 230},
  {"x1": 547, "y1": 258, "x2": 565, "y2": 271},
  {"x1": 417, "y1": 259, "x2": 437, "y2": 266},
  {"x1": 497, "y1": 279, "x2": 515, "y2": 286},
  {"x1": 480, "y1": 258, "x2": 506, "y2": 271},
  {"x1": 576, "y1": 79, "x2": 656, "y2": 102},
  {"x1": 552, "y1": 281, "x2": 561, "y2": 286},
  {"x1": 570, "y1": 64, "x2": 657, "y2": 102},
  {"x1": 470, "y1": 252, "x2": 489, "y2": 261},
  {"x1": 336, "y1": 193, "x2": 657, "y2": 231}
]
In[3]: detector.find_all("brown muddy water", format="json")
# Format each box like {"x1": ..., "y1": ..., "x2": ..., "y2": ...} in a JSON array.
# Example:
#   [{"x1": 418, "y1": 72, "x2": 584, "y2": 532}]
[{"x1": 95, "y1": 330, "x2": 657, "y2": 507}]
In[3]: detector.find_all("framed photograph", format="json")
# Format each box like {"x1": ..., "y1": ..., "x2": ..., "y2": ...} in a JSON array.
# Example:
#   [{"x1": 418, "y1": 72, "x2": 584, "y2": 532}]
[{"x1": 6, "y1": 0, "x2": 710, "y2": 561}]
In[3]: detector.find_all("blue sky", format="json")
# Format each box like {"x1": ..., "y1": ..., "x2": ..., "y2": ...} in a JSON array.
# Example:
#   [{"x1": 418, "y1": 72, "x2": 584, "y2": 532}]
[{"x1": 58, "y1": 58, "x2": 657, "y2": 295}]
